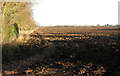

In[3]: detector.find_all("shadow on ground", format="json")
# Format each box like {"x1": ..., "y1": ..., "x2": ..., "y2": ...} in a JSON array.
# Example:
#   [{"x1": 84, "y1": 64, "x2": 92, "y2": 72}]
[{"x1": 2, "y1": 32, "x2": 120, "y2": 76}]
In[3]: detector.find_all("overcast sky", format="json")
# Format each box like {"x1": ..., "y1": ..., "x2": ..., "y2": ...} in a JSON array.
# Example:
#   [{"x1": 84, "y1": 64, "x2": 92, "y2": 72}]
[{"x1": 32, "y1": 0, "x2": 119, "y2": 26}]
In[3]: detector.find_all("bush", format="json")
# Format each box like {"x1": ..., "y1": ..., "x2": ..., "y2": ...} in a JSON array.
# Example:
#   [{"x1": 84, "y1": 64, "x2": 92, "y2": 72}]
[
  {"x1": 2, "y1": 2, "x2": 37, "y2": 42},
  {"x1": 23, "y1": 28, "x2": 26, "y2": 31},
  {"x1": 10, "y1": 23, "x2": 19, "y2": 39},
  {"x1": 20, "y1": 28, "x2": 22, "y2": 31},
  {"x1": 28, "y1": 28, "x2": 31, "y2": 30}
]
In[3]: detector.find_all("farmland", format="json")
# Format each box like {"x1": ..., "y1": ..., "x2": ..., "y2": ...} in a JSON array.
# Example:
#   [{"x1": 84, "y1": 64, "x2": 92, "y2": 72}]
[{"x1": 2, "y1": 26, "x2": 120, "y2": 76}]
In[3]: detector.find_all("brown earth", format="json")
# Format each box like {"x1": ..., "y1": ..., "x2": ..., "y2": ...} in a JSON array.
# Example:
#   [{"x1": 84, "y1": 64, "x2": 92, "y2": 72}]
[{"x1": 2, "y1": 26, "x2": 120, "y2": 76}]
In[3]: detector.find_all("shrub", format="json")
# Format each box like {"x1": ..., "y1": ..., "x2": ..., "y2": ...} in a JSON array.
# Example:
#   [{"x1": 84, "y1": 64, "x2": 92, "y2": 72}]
[
  {"x1": 10, "y1": 23, "x2": 19, "y2": 39},
  {"x1": 20, "y1": 28, "x2": 22, "y2": 31},
  {"x1": 23, "y1": 28, "x2": 26, "y2": 31},
  {"x1": 28, "y1": 28, "x2": 30, "y2": 30}
]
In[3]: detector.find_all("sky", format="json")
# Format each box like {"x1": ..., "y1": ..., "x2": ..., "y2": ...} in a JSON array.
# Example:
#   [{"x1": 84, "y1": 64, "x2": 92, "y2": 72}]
[{"x1": 32, "y1": 0, "x2": 120, "y2": 26}]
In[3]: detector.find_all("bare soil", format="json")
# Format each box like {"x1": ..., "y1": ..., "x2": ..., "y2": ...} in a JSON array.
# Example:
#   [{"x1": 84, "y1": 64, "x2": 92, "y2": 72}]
[{"x1": 2, "y1": 26, "x2": 120, "y2": 76}]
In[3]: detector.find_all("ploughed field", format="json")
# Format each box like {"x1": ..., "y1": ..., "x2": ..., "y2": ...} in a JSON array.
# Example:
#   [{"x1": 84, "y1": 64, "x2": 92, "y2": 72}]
[{"x1": 2, "y1": 26, "x2": 120, "y2": 76}]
